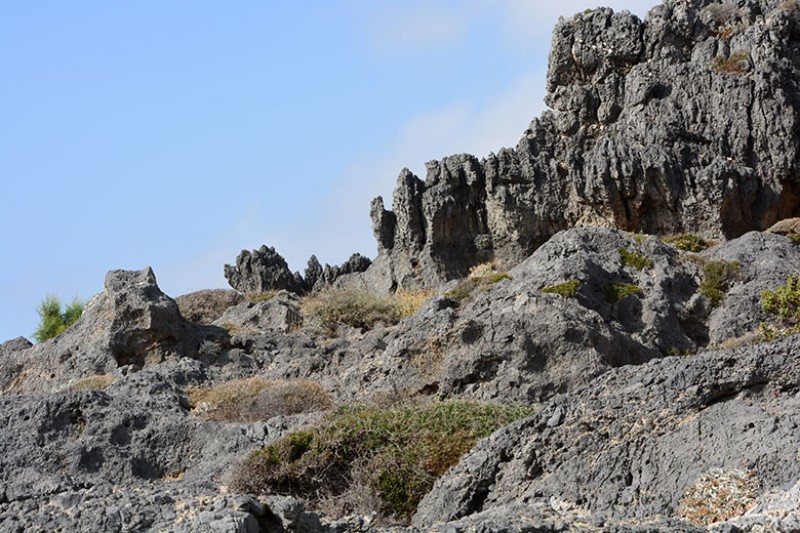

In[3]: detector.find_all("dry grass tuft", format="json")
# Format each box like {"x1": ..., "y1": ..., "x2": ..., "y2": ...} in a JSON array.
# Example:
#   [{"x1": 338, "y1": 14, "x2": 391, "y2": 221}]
[
  {"x1": 67, "y1": 375, "x2": 116, "y2": 392},
  {"x1": 677, "y1": 469, "x2": 760, "y2": 525},
  {"x1": 188, "y1": 377, "x2": 332, "y2": 422}
]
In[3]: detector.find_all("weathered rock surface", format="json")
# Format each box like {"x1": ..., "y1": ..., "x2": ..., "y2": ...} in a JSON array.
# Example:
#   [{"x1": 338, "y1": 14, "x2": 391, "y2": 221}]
[
  {"x1": 175, "y1": 289, "x2": 245, "y2": 325},
  {"x1": 414, "y1": 335, "x2": 800, "y2": 531},
  {"x1": 7, "y1": 1, "x2": 800, "y2": 531},
  {"x1": 225, "y1": 245, "x2": 306, "y2": 295},
  {"x1": 365, "y1": 0, "x2": 800, "y2": 289},
  {"x1": 0, "y1": 268, "x2": 224, "y2": 394},
  {"x1": 225, "y1": 247, "x2": 372, "y2": 295}
]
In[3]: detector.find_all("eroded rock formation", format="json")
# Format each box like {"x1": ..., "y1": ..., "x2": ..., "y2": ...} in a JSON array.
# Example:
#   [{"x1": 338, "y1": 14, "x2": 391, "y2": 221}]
[{"x1": 368, "y1": 0, "x2": 800, "y2": 288}]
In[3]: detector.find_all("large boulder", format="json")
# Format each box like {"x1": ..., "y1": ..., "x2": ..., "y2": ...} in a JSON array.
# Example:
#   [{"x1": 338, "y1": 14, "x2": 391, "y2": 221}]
[
  {"x1": 0, "y1": 268, "x2": 218, "y2": 394},
  {"x1": 414, "y1": 334, "x2": 800, "y2": 531}
]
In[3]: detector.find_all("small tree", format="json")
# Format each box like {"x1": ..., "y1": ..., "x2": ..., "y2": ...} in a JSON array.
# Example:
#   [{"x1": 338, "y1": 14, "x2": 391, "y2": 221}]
[{"x1": 34, "y1": 295, "x2": 84, "y2": 343}]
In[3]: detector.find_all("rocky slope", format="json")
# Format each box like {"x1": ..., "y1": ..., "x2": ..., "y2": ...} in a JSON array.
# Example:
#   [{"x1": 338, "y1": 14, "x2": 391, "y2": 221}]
[{"x1": 4, "y1": 0, "x2": 800, "y2": 531}]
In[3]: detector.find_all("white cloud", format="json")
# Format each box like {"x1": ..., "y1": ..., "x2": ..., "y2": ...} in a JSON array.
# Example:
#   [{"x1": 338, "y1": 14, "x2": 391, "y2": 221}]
[{"x1": 360, "y1": 0, "x2": 658, "y2": 55}]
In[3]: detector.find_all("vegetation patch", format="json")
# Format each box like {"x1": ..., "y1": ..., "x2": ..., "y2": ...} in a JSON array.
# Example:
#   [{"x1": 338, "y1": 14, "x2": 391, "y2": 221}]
[
  {"x1": 229, "y1": 400, "x2": 533, "y2": 521},
  {"x1": 247, "y1": 291, "x2": 277, "y2": 304},
  {"x1": 677, "y1": 469, "x2": 759, "y2": 525},
  {"x1": 34, "y1": 295, "x2": 85, "y2": 343},
  {"x1": 394, "y1": 288, "x2": 434, "y2": 320},
  {"x1": 542, "y1": 280, "x2": 581, "y2": 298},
  {"x1": 712, "y1": 51, "x2": 750, "y2": 74},
  {"x1": 699, "y1": 260, "x2": 740, "y2": 308},
  {"x1": 67, "y1": 375, "x2": 116, "y2": 392},
  {"x1": 664, "y1": 234, "x2": 712, "y2": 253},
  {"x1": 188, "y1": 377, "x2": 331, "y2": 422},
  {"x1": 301, "y1": 288, "x2": 402, "y2": 330},
  {"x1": 619, "y1": 248, "x2": 653, "y2": 270},
  {"x1": 445, "y1": 262, "x2": 512, "y2": 301},
  {"x1": 603, "y1": 282, "x2": 641, "y2": 304},
  {"x1": 761, "y1": 274, "x2": 800, "y2": 325}
]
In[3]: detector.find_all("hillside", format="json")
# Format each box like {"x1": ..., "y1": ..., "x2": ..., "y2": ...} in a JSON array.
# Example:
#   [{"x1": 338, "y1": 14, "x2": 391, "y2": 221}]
[{"x1": 3, "y1": 1, "x2": 800, "y2": 531}]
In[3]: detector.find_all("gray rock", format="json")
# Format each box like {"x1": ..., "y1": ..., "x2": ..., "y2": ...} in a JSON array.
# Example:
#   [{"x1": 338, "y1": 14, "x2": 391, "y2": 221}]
[
  {"x1": 175, "y1": 289, "x2": 245, "y2": 325},
  {"x1": 0, "y1": 337, "x2": 32, "y2": 357},
  {"x1": 414, "y1": 335, "x2": 800, "y2": 530},
  {"x1": 0, "y1": 267, "x2": 221, "y2": 394},
  {"x1": 705, "y1": 231, "x2": 800, "y2": 345},
  {"x1": 362, "y1": 0, "x2": 800, "y2": 290},
  {"x1": 214, "y1": 291, "x2": 303, "y2": 335},
  {"x1": 224, "y1": 245, "x2": 305, "y2": 295}
]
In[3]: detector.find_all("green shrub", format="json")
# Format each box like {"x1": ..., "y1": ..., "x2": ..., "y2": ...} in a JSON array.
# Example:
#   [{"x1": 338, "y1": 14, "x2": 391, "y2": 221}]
[
  {"x1": 761, "y1": 275, "x2": 800, "y2": 324},
  {"x1": 33, "y1": 295, "x2": 84, "y2": 343},
  {"x1": 230, "y1": 400, "x2": 533, "y2": 521},
  {"x1": 542, "y1": 280, "x2": 581, "y2": 298},
  {"x1": 619, "y1": 248, "x2": 653, "y2": 270},
  {"x1": 603, "y1": 282, "x2": 641, "y2": 304},
  {"x1": 664, "y1": 234, "x2": 712, "y2": 252},
  {"x1": 699, "y1": 260, "x2": 740, "y2": 308}
]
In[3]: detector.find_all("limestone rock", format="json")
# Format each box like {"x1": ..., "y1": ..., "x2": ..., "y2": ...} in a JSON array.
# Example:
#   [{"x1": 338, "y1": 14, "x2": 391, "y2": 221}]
[
  {"x1": 0, "y1": 267, "x2": 218, "y2": 394},
  {"x1": 414, "y1": 335, "x2": 800, "y2": 530},
  {"x1": 175, "y1": 289, "x2": 245, "y2": 325},
  {"x1": 365, "y1": 0, "x2": 800, "y2": 289},
  {"x1": 224, "y1": 245, "x2": 305, "y2": 295}
]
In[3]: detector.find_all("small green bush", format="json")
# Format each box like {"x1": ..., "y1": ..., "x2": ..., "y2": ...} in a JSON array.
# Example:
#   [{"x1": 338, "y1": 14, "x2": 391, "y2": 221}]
[
  {"x1": 33, "y1": 295, "x2": 84, "y2": 343},
  {"x1": 230, "y1": 400, "x2": 533, "y2": 521},
  {"x1": 603, "y1": 282, "x2": 641, "y2": 304},
  {"x1": 664, "y1": 234, "x2": 712, "y2": 252},
  {"x1": 761, "y1": 275, "x2": 800, "y2": 324},
  {"x1": 542, "y1": 280, "x2": 581, "y2": 298},
  {"x1": 699, "y1": 260, "x2": 740, "y2": 308},
  {"x1": 619, "y1": 248, "x2": 653, "y2": 270}
]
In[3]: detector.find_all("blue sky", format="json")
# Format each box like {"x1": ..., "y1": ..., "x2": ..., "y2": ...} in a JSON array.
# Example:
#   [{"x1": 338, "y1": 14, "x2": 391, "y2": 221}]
[{"x1": 0, "y1": 0, "x2": 654, "y2": 342}]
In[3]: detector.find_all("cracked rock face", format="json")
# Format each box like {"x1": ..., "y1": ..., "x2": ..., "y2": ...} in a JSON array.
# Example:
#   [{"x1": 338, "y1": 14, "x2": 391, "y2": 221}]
[{"x1": 368, "y1": 0, "x2": 800, "y2": 289}]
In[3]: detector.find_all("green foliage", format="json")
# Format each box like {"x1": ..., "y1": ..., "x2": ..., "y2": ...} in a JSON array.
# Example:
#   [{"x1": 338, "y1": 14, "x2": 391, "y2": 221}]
[
  {"x1": 230, "y1": 400, "x2": 533, "y2": 521},
  {"x1": 603, "y1": 282, "x2": 641, "y2": 304},
  {"x1": 761, "y1": 275, "x2": 800, "y2": 324},
  {"x1": 699, "y1": 260, "x2": 740, "y2": 308},
  {"x1": 483, "y1": 272, "x2": 512, "y2": 284},
  {"x1": 33, "y1": 295, "x2": 84, "y2": 343},
  {"x1": 664, "y1": 234, "x2": 712, "y2": 252},
  {"x1": 542, "y1": 280, "x2": 581, "y2": 298},
  {"x1": 619, "y1": 248, "x2": 653, "y2": 270}
]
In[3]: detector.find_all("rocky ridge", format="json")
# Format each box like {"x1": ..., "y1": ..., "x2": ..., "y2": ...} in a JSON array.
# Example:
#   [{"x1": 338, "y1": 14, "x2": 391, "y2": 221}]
[{"x1": 4, "y1": 0, "x2": 800, "y2": 531}]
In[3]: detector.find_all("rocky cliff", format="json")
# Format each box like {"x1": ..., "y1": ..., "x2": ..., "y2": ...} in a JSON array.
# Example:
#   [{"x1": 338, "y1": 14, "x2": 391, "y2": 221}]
[
  {"x1": 4, "y1": 1, "x2": 800, "y2": 532},
  {"x1": 365, "y1": 0, "x2": 800, "y2": 290}
]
